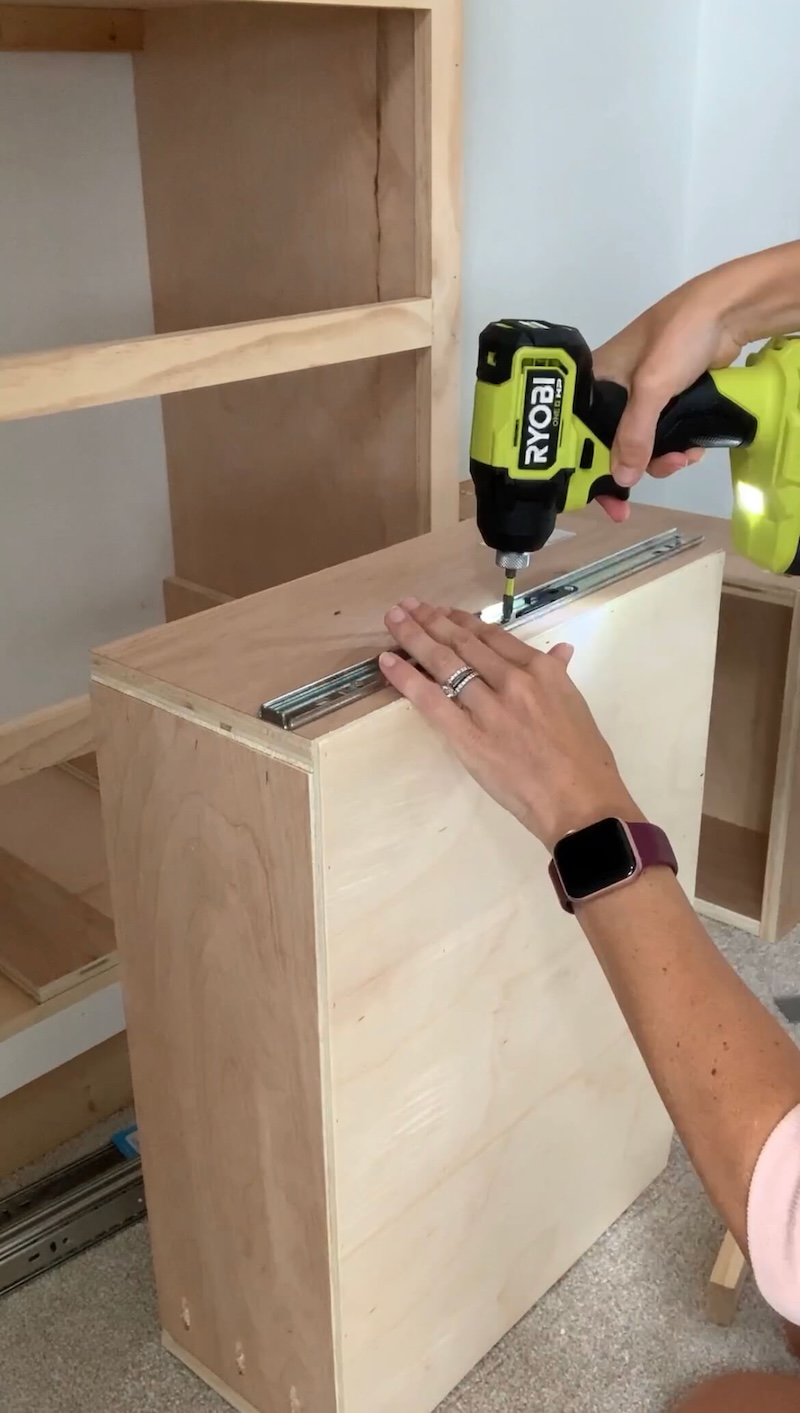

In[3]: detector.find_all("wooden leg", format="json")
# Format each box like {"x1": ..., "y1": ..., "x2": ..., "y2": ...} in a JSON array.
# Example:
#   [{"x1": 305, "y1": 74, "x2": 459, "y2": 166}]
[
  {"x1": 671, "y1": 1373, "x2": 800, "y2": 1412},
  {"x1": 707, "y1": 1231, "x2": 748, "y2": 1326}
]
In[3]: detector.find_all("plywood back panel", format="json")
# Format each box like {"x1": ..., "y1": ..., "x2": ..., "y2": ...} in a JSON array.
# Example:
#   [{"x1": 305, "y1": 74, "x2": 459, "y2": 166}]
[
  {"x1": 134, "y1": 3, "x2": 424, "y2": 597},
  {"x1": 158, "y1": 354, "x2": 420, "y2": 597},
  {"x1": 135, "y1": 5, "x2": 417, "y2": 330},
  {"x1": 320, "y1": 554, "x2": 723, "y2": 1413}
]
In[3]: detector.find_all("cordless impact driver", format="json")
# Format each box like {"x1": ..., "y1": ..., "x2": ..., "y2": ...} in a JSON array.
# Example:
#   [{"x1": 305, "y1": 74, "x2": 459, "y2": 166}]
[{"x1": 468, "y1": 319, "x2": 800, "y2": 621}]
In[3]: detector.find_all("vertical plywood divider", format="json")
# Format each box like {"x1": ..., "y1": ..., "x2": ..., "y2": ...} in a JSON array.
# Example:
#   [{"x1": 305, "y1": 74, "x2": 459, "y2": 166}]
[{"x1": 133, "y1": 3, "x2": 450, "y2": 600}]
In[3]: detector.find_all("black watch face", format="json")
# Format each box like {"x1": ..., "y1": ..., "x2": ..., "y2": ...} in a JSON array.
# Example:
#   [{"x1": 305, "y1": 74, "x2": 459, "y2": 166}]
[{"x1": 553, "y1": 817, "x2": 637, "y2": 901}]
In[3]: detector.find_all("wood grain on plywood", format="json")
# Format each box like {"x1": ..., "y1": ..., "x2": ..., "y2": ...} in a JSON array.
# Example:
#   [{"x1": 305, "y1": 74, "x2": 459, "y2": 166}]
[
  {"x1": 0, "y1": 695, "x2": 93, "y2": 788},
  {"x1": 0, "y1": 1032, "x2": 132, "y2": 1179},
  {"x1": 0, "y1": 4, "x2": 142, "y2": 49},
  {"x1": 92, "y1": 688, "x2": 337, "y2": 1412},
  {"x1": 135, "y1": 4, "x2": 423, "y2": 595},
  {"x1": 318, "y1": 554, "x2": 720, "y2": 1412},
  {"x1": 0, "y1": 850, "x2": 115, "y2": 1002},
  {"x1": 94, "y1": 503, "x2": 725, "y2": 733},
  {"x1": 0, "y1": 300, "x2": 431, "y2": 424}
]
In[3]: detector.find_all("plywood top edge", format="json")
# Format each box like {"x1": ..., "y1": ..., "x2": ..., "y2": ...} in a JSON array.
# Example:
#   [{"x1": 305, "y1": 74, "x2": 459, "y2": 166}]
[
  {"x1": 93, "y1": 504, "x2": 730, "y2": 740},
  {"x1": 91, "y1": 662, "x2": 314, "y2": 772}
]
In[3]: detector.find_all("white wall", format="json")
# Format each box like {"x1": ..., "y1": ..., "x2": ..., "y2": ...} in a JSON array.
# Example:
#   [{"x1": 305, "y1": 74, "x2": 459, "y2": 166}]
[
  {"x1": 634, "y1": 0, "x2": 800, "y2": 519},
  {"x1": 0, "y1": 54, "x2": 171, "y2": 720},
  {"x1": 462, "y1": 0, "x2": 800, "y2": 523},
  {"x1": 461, "y1": 0, "x2": 700, "y2": 462}
]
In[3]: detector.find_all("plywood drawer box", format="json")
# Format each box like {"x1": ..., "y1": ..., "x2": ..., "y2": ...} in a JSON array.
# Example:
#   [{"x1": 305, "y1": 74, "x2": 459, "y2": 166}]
[{"x1": 91, "y1": 504, "x2": 722, "y2": 1413}]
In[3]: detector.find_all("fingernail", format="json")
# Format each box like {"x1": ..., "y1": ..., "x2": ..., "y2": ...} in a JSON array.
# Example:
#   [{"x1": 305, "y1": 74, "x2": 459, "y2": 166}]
[
  {"x1": 380, "y1": 652, "x2": 398, "y2": 668},
  {"x1": 400, "y1": 596, "x2": 420, "y2": 611},
  {"x1": 387, "y1": 606, "x2": 406, "y2": 624},
  {"x1": 614, "y1": 466, "x2": 638, "y2": 487}
]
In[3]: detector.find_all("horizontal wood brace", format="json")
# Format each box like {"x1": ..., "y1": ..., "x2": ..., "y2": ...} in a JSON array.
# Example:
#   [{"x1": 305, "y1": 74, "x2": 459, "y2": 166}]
[
  {"x1": 0, "y1": 696, "x2": 93, "y2": 788},
  {"x1": 0, "y1": 298, "x2": 434, "y2": 422}
]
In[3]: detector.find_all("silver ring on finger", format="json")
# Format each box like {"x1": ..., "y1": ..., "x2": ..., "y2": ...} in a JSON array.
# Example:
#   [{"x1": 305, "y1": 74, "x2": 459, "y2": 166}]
[{"x1": 441, "y1": 666, "x2": 482, "y2": 701}]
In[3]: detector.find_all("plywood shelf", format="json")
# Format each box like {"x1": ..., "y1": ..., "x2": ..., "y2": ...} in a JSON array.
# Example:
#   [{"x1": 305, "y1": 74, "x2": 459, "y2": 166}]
[
  {"x1": 0, "y1": 768, "x2": 122, "y2": 1099},
  {"x1": 0, "y1": 298, "x2": 434, "y2": 422},
  {"x1": 696, "y1": 816, "x2": 767, "y2": 933}
]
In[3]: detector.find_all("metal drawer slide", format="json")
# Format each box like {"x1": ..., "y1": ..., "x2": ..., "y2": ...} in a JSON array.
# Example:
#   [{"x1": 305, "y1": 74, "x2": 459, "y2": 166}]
[
  {"x1": 259, "y1": 528, "x2": 702, "y2": 732},
  {"x1": 0, "y1": 1143, "x2": 145, "y2": 1299}
]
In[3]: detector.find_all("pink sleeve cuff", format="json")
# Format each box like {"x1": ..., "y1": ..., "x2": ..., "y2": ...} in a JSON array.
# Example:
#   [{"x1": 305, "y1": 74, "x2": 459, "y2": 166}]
[{"x1": 747, "y1": 1102, "x2": 800, "y2": 1322}]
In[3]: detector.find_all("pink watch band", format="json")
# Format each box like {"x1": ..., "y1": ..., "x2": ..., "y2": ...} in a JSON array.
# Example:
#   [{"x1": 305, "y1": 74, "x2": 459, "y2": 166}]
[{"x1": 549, "y1": 820, "x2": 678, "y2": 914}]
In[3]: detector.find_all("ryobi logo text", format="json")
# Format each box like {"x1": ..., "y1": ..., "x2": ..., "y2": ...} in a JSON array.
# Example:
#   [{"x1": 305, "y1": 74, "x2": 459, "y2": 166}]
[{"x1": 518, "y1": 369, "x2": 564, "y2": 471}]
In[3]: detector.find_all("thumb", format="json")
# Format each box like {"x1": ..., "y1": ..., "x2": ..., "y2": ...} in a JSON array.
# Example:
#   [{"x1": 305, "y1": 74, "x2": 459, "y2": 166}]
[
  {"x1": 548, "y1": 642, "x2": 574, "y2": 667},
  {"x1": 611, "y1": 378, "x2": 668, "y2": 487}
]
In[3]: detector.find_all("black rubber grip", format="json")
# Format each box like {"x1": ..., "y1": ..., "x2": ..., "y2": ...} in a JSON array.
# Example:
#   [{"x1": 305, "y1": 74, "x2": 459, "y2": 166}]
[
  {"x1": 591, "y1": 372, "x2": 757, "y2": 458},
  {"x1": 588, "y1": 475, "x2": 629, "y2": 505}
]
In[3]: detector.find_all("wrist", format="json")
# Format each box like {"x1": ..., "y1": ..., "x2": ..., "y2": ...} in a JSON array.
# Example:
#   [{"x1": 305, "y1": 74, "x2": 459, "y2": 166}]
[
  {"x1": 543, "y1": 793, "x2": 645, "y2": 854},
  {"x1": 708, "y1": 243, "x2": 800, "y2": 347}
]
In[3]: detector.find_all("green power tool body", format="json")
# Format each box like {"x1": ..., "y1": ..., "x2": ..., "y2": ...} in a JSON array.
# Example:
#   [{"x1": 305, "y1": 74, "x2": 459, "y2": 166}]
[{"x1": 469, "y1": 319, "x2": 800, "y2": 619}]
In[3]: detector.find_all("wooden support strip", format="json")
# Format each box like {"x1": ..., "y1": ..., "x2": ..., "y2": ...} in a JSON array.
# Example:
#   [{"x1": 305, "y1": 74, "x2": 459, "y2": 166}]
[
  {"x1": 707, "y1": 1230, "x2": 748, "y2": 1326},
  {"x1": 0, "y1": 695, "x2": 93, "y2": 788},
  {"x1": 162, "y1": 576, "x2": 234, "y2": 623},
  {"x1": 60, "y1": 752, "x2": 100, "y2": 790},
  {"x1": 0, "y1": 297, "x2": 433, "y2": 423},
  {"x1": 0, "y1": 5, "x2": 143, "y2": 50}
]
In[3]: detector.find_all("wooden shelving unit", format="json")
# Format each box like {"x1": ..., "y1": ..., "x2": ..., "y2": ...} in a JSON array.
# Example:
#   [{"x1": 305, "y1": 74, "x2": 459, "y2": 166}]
[{"x1": 0, "y1": 0, "x2": 461, "y2": 1168}]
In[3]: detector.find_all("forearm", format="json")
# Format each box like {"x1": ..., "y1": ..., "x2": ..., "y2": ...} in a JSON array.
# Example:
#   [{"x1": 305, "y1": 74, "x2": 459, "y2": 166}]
[
  {"x1": 575, "y1": 868, "x2": 800, "y2": 1252},
  {"x1": 701, "y1": 240, "x2": 800, "y2": 347}
]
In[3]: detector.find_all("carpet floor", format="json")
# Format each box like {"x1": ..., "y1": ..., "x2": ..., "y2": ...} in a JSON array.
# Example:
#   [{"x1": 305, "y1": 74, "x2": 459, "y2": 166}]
[{"x1": 1, "y1": 918, "x2": 798, "y2": 1413}]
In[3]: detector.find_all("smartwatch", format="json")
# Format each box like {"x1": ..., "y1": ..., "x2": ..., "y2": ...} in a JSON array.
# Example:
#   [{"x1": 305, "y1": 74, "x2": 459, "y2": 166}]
[{"x1": 548, "y1": 817, "x2": 678, "y2": 913}]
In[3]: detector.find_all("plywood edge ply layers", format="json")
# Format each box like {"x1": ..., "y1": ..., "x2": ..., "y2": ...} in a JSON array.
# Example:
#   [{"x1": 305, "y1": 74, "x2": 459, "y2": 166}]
[{"x1": 91, "y1": 508, "x2": 724, "y2": 1413}]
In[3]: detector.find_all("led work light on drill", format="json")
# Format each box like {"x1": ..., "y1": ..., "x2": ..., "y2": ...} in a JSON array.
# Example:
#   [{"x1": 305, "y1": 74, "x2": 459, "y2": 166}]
[{"x1": 469, "y1": 319, "x2": 800, "y2": 621}]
